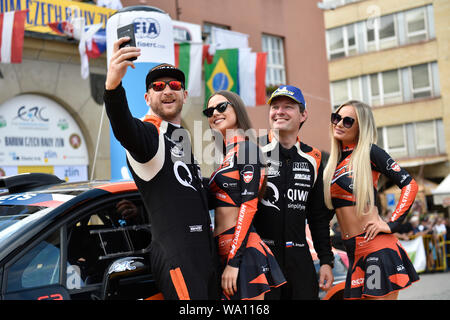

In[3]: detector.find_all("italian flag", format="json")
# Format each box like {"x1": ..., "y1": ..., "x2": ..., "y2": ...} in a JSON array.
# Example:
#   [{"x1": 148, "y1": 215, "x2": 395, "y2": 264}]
[{"x1": 174, "y1": 42, "x2": 203, "y2": 97}]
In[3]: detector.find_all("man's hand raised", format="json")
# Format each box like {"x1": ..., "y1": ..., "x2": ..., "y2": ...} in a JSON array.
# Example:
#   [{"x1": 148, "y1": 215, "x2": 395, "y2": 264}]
[{"x1": 105, "y1": 37, "x2": 141, "y2": 90}]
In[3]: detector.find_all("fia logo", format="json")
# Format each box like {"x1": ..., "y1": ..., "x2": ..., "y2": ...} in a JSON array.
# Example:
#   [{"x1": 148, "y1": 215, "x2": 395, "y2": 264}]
[{"x1": 134, "y1": 18, "x2": 160, "y2": 39}]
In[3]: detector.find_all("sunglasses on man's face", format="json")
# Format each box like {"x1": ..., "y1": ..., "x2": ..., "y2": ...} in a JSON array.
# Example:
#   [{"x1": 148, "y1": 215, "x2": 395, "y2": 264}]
[
  {"x1": 150, "y1": 80, "x2": 183, "y2": 92},
  {"x1": 203, "y1": 101, "x2": 231, "y2": 118},
  {"x1": 331, "y1": 112, "x2": 355, "y2": 129}
]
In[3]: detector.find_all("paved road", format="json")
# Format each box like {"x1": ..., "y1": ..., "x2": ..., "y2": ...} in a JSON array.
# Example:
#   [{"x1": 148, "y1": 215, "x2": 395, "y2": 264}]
[{"x1": 398, "y1": 271, "x2": 450, "y2": 300}]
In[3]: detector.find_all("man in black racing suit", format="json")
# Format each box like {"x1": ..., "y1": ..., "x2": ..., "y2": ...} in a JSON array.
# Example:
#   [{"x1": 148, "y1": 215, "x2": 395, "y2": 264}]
[
  {"x1": 253, "y1": 85, "x2": 334, "y2": 300},
  {"x1": 103, "y1": 38, "x2": 218, "y2": 299}
]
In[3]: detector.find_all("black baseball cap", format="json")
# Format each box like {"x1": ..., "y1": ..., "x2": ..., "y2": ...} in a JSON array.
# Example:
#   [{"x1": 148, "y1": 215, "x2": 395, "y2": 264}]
[{"x1": 145, "y1": 63, "x2": 185, "y2": 91}]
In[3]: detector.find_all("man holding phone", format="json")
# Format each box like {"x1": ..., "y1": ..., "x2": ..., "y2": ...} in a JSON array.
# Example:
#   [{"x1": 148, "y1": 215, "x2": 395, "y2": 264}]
[{"x1": 103, "y1": 35, "x2": 219, "y2": 300}]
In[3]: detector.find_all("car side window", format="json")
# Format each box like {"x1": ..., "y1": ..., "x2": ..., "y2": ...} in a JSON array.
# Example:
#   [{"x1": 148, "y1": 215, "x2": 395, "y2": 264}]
[
  {"x1": 6, "y1": 230, "x2": 61, "y2": 293},
  {"x1": 66, "y1": 198, "x2": 151, "y2": 288}
]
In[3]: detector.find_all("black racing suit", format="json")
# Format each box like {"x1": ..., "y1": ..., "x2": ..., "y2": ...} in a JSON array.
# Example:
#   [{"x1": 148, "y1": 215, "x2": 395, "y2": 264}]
[
  {"x1": 104, "y1": 84, "x2": 218, "y2": 300},
  {"x1": 253, "y1": 133, "x2": 334, "y2": 300}
]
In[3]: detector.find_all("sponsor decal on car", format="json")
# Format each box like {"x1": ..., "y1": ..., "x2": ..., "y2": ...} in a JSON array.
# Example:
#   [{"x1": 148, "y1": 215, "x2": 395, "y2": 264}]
[{"x1": 0, "y1": 193, "x2": 74, "y2": 207}]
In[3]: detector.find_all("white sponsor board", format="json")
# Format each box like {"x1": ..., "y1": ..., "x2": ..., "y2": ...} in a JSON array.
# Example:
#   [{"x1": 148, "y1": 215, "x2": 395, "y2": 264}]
[{"x1": 0, "y1": 94, "x2": 88, "y2": 182}]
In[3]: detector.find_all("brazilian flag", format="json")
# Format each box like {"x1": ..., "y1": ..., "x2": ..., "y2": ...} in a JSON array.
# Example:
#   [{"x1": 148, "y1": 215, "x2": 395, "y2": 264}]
[{"x1": 204, "y1": 48, "x2": 239, "y2": 105}]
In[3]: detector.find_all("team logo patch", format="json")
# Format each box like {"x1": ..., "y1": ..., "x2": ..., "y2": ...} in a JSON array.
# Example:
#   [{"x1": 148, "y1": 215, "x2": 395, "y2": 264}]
[
  {"x1": 260, "y1": 182, "x2": 280, "y2": 211},
  {"x1": 240, "y1": 165, "x2": 254, "y2": 183},
  {"x1": 293, "y1": 162, "x2": 309, "y2": 172},
  {"x1": 386, "y1": 158, "x2": 401, "y2": 172},
  {"x1": 189, "y1": 225, "x2": 203, "y2": 233}
]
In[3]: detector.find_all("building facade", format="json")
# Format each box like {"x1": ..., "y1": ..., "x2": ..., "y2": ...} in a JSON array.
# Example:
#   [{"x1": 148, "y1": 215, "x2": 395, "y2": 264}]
[
  {"x1": 0, "y1": 0, "x2": 332, "y2": 181},
  {"x1": 123, "y1": 0, "x2": 333, "y2": 176},
  {"x1": 322, "y1": 0, "x2": 450, "y2": 209}
]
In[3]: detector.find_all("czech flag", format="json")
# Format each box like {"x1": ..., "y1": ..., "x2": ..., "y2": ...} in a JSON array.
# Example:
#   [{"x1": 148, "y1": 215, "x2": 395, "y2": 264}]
[
  {"x1": 48, "y1": 21, "x2": 75, "y2": 38},
  {"x1": 85, "y1": 27, "x2": 106, "y2": 59}
]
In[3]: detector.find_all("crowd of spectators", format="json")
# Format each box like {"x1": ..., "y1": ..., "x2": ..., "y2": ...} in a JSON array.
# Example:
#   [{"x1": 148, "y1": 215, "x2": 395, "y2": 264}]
[
  {"x1": 387, "y1": 211, "x2": 449, "y2": 272},
  {"x1": 391, "y1": 213, "x2": 448, "y2": 241},
  {"x1": 329, "y1": 204, "x2": 450, "y2": 272}
]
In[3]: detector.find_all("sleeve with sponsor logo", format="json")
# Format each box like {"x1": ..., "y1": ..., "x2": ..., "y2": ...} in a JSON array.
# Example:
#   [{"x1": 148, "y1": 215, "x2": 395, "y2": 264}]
[
  {"x1": 227, "y1": 141, "x2": 265, "y2": 267},
  {"x1": 370, "y1": 144, "x2": 418, "y2": 233},
  {"x1": 104, "y1": 84, "x2": 159, "y2": 162}
]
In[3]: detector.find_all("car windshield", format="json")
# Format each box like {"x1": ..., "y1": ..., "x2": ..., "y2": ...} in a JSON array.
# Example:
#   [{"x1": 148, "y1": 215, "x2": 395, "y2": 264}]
[
  {"x1": 0, "y1": 205, "x2": 48, "y2": 233},
  {"x1": 0, "y1": 206, "x2": 54, "y2": 243},
  {"x1": 0, "y1": 192, "x2": 74, "y2": 243}
]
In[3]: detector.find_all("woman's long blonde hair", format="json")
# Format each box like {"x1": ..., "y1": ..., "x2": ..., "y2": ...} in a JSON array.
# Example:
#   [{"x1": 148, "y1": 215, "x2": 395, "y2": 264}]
[{"x1": 323, "y1": 100, "x2": 378, "y2": 216}]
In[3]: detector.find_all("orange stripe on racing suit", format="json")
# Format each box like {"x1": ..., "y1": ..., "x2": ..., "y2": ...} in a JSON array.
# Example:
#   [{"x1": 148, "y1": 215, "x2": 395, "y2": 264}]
[
  {"x1": 142, "y1": 114, "x2": 162, "y2": 134},
  {"x1": 169, "y1": 267, "x2": 191, "y2": 300}
]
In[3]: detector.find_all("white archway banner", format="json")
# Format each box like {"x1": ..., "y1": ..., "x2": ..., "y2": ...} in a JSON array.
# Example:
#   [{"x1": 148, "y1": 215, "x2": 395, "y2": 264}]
[{"x1": 0, "y1": 94, "x2": 89, "y2": 181}]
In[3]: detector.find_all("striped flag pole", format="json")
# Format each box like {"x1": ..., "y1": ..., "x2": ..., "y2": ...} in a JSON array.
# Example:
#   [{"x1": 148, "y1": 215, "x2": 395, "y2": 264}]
[{"x1": 0, "y1": 10, "x2": 28, "y2": 64}]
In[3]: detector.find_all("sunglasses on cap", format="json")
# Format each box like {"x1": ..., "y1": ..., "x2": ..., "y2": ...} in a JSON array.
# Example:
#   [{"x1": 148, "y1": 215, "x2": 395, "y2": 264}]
[
  {"x1": 149, "y1": 80, "x2": 184, "y2": 92},
  {"x1": 203, "y1": 101, "x2": 231, "y2": 118},
  {"x1": 331, "y1": 112, "x2": 355, "y2": 128}
]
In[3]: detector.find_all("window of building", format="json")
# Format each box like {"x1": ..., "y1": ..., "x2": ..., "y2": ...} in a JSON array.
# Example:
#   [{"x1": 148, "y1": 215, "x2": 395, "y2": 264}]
[
  {"x1": 326, "y1": 24, "x2": 358, "y2": 60},
  {"x1": 327, "y1": 27, "x2": 345, "y2": 59},
  {"x1": 377, "y1": 119, "x2": 442, "y2": 160},
  {"x1": 405, "y1": 7, "x2": 428, "y2": 43},
  {"x1": 347, "y1": 24, "x2": 357, "y2": 55},
  {"x1": 410, "y1": 63, "x2": 432, "y2": 99},
  {"x1": 415, "y1": 120, "x2": 437, "y2": 157},
  {"x1": 385, "y1": 124, "x2": 408, "y2": 158},
  {"x1": 376, "y1": 127, "x2": 384, "y2": 149},
  {"x1": 262, "y1": 34, "x2": 286, "y2": 86},
  {"x1": 369, "y1": 70, "x2": 402, "y2": 106},
  {"x1": 331, "y1": 79, "x2": 347, "y2": 107},
  {"x1": 367, "y1": 14, "x2": 398, "y2": 51},
  {"x1": 321, "y1": 0, "x2": 363, "y2": 8},
  {"x1": 329, "y1": 61, "x2": 438, "y2": 109},
  {"x1": 330, "y1": 77, "x2": 361, "y2": 109},
  {"x1": 326, "y1": 5, "x2": 432, "y2": 59},
  {"x1": 202, "y1": 22, "x2": 230, "y2": 44},
  {"x1": 370, "y1": 74, "x2": 380, "y2": 106},
  {"x1": 382, "y1": 70, "x2": 402, "y2": 104}
]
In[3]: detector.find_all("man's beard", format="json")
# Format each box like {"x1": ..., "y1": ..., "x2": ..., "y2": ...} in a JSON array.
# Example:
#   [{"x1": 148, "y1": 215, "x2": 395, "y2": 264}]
[{"x1": 151, "y1": 101, "x2": 183, "y2": 121}]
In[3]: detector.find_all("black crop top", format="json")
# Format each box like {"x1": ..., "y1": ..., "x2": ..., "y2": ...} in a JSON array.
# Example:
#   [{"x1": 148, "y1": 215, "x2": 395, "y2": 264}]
[
  {"x1": 208, "y1": 135, "x2": 265, "y2": 267},
  {"x1": 330, "y1": 143, "x2": 418, "y2": 233}
]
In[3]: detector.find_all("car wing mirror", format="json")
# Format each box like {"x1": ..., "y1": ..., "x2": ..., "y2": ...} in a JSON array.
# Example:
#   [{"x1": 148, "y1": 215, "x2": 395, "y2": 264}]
[{"x1": 100, "y1": 256, "x2": 149, "y2": 300}]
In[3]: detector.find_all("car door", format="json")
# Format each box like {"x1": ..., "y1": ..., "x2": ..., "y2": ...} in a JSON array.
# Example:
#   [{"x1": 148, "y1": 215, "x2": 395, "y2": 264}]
[
  {"x1": 64, "y1": 194, "x2": 155, "y2": 300},
  {"x1": 2, "y1": 228, "x2": 71, "y2": 300},
  {"x1": 1, "y1": 193, "x2": 156, "y2": 300}
]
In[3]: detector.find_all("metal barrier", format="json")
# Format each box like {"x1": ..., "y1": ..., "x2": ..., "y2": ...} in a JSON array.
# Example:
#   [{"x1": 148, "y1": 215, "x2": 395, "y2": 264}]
[
  {"x1": 446, "y1": 238, "x2": 450, "y2": 270},
  {"x1": 422, "y1": 234, "x2": 447, "y2": 272}
]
